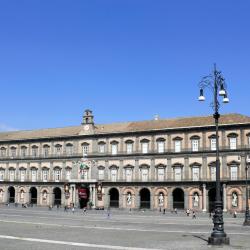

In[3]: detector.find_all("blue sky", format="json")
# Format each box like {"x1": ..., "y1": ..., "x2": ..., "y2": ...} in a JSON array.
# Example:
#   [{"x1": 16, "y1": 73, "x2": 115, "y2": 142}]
[{"x1": 0, "y1": 0, "x2": 249, "y2": 131}]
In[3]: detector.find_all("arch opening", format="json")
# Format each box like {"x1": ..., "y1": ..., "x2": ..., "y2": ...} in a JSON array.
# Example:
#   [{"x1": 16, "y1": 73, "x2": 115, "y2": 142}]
[
  {"x1": 140, "y1": 188, "x2": 150, "y2": 209},
  {"x1": 109, "y1": 188, "x2": 119, "y2": 208},
  {"x1": 8, "y1": 186, "x2": 15, "y2": 203},
  {"x1": 173, "y1": 188, "x2": 184, "y2": 209},
  {"x1": 53, "y1": 187, "x2": 62, "y2": 205},
  {"x1": 30, "y1": 187, "x2": 37, "y2": 204}
]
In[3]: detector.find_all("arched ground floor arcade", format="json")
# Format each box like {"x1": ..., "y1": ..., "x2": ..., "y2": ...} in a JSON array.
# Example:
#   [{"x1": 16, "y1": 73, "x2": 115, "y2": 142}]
[{"x1": 0, "y1": 182, "x2": 249, "y2": 212}]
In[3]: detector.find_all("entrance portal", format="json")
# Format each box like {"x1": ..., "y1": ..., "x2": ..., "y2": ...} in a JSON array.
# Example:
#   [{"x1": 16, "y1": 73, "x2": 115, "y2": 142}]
[
  {"x1": 78, "y1": 186, "x2": 89, "y2": 209},
  {"x1": 53, "y1": 187, "x2": 62, "y2": 205},
  {"x1": 30, "y1": 187, "x2": 37, "y2": 204},
  {"x1": 173, "y1": 188, "x2": 184, "y2": 209},
  {"x1": 8, "y1": 186, "x2": 15, "y2": 203},
  {"x1": 109, "y1": 188, "x2": 119, "y2": 208},
  {"x1": 140, "y1": 188, "x2": 150, "y2": 209}
]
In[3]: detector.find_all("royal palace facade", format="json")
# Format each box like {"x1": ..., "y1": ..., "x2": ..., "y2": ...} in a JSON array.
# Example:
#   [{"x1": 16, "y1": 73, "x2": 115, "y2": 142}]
[{"x1": 0, "y1": 110, "x2": 250, "y2": 212}]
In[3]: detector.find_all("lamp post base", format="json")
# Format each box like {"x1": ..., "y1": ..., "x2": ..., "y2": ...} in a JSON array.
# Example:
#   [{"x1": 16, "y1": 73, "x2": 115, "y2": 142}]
[
  {"x1": 243, "y1": 210, "x2": 250, "y2": 226},
  {"x1": 208, "y1": 236, "x2": 230, "y2": 245}
]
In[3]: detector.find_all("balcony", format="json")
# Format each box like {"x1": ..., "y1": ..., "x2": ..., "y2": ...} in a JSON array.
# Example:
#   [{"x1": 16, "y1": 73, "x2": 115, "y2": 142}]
[{"x1": 0, "y1": 145, "x2": 250, "y2": 160}]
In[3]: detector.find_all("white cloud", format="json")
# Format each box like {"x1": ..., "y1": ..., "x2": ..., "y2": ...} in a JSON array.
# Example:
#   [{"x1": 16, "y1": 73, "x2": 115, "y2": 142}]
[{"x1": 0, "y1": 123, "x2": 19, "y2": 132}]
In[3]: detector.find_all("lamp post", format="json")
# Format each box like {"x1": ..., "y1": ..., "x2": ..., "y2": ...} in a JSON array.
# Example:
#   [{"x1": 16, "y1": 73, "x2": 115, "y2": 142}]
[
  {"x1": 198, "y1": 64, "x2": 230, "y2": 245},
  {"x1": 243, "y1": 155, "x2": 250, "y2": 226}
]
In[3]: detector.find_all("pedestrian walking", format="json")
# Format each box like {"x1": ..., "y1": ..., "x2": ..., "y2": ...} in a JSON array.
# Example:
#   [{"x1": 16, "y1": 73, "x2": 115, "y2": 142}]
[
  {"x1": 163, "y1": 208, "x2": 166, "y2": 215},
  {"x1": 72, "y1": 206, "x2": 75, "y2": 214},
  {"x1": 83, "y1": 207, "x2": 87, "y2": 214},
  {"x1": 186, "y1": 209, "x2": 190, "y2": 216},
  {"x1": 192, "y1": 210, "x2": 196, "y2": 219},
  {"x1": 174, "y1": 208, "x2": 177, "y2": 214},
  {"x1": 233, "y1": 211, "x2": 237, "y2": 218}
]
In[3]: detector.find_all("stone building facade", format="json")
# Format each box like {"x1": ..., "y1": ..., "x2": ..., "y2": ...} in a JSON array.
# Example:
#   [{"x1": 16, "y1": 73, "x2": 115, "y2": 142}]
[{"x1": 0, "y1": 110, "x2": 250, "y2": 212}]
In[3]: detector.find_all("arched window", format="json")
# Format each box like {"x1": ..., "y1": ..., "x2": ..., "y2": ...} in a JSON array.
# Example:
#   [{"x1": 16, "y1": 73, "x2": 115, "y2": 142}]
[
  {"x1": 125, "y1": 140, "x2": 134, "y2": 154},
  {"x1": 156, "y1": 138, "x2": 165, "y2": 153},
  {"x1": 66, "y1": 143, "x2": 73, "y2": 155},
  {"x1": 98, "y1": 141, "x2": 106, "y2": 153},
  {"x1": 81, "y1": 142, "x2": 89, "y2": 156},
  {"x1": 0, "y1": 147, "x2": 6, "y2": 157},
  {"x1": 20, "y1": 146, "x2": 27, "y2": 157},
  {"x1": 31, "y1": 145, "x2": 39, "y2": 157},
  {"x1": 173, "y1": 137, "x2": 183, "y2": 153},
  {"x1": 110, "y1": 141, "x2": 118, "y2": 155},
  {"x1": 190, "y1": 135, "x2": 200, "y2": 152},
  {"x1": 55, "y1": 144, "x2": 62, "y2": 156},
  {"x1": 10, "y1": 146, "x2": 17, "y2": 157},
  {"x1": 43, "y1": 144, "x2": 50, "y2": 157},
  {"x1": 140, "y1": 139, "x2": 149, "y2": 154},
  {"x1": 227, "y1": 133, "x2": 238, "y2": 150}
]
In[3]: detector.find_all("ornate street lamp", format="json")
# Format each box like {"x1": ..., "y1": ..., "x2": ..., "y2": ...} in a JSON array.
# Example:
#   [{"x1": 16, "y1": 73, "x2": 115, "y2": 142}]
[
  {"x1": 198, "y1": 64, "x2": 230, "y2": 245},
  {"x1": 243, "y1": 155, "x2": 250, "y2": 226}
]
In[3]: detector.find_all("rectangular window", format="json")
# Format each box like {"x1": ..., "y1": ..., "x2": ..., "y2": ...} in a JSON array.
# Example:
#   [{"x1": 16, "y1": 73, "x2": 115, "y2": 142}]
[
  {"x1": 66, "y1": 145, "x2": 73, "y2": 155},
  {"x1": 192, "y1": 167, "x2": 200, "y2": 181},
  {"x1": 158, "y1": 168, "x2": 165, "y2": 181},
  {"x1": 141, "y1": 168, "x2": 149, "y2": 181},
  {"x1": 44, "y1": 147, "x2": 49, "y2": 157},
  {"x1": 21, "y1": 148, "x2": 27, "y2": 157},
  {"x1": 174, "y1": 141, "x2": 181, "y2": 152},
  {"x1": 32, "y1": 147, "x2": 38, "y2": 157},
  {"x1": 11, "y1": 148, "x2": 16, "y2": 157},
  {"x1": 0, "y1": 148, "x2": 6, "y2": 157},
  {"x1": 0, "y1": 170, "x2": 4, "y2": 181},
  {"x1": 31, "y1": 169, "x2": 37, "y2": 182},
  {"x1": 99, "y1": 144, "x2": 105, "y2": 153},
  {"x1": 66, "y1": 169, "x2": 71, "y2": 180},
  {"x1": 125, "y1": 168, "x2": 132, "y2": 182},
  {"x1": 20, "y1": 170, "x2": 25, "y2": 182},
  {"x1": 211, "y1": 138, "x2": 217, "y2": 151},
  {"x1": 126, "y1": 143, "x2": 133, "y2": 154},
  {"x1": 9, "y1": 170, "x2": 15, "y2": 181},
  {"x1": 98, "y1": 169, "x2": 104, "y2": 180},
  {"x1": 230, "y1": 166, "x2": 238, "y2": 180},
  {"x1": 111, "y1": 169, "x2": 117, "y2": 181},
  {"x1": 211, "y1": 166, "x2": 216, "y2": 181},
  {"x1": 55, "y1": 146, "x2": 62, "y2": 156},
  {"x1": 83, "y1": 145, "x2": 89, "y2": 156},
  {"x1": 158, "y1": 141, "x2": 164, "y2": 153},
  {"x1": 55, "y1": 170, "x2": 61, "y2": 181},
  {"x1": 42, "y1": 170, "x2": 48, "y2": 182},
  {"x1": 142, "y1": 143, "x2": 149, "y2": 154},
  {"x1": 191, "y1": 140, "x2": 199, "y2": 152},
  {"x1": 229, "y1": 137, "x2": 237, "y2": 150},
  {"x1": 111, "y1": 144, "x2": 118, "y2": 155},
  {"x1": 174, "y1": 167, "x2": 181, "y2": 181}
]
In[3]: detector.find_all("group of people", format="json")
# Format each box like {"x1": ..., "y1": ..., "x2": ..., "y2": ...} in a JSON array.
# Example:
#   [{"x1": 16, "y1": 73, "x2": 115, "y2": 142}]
[{"x1": 186, "y1": 209, "x2": 196, "y2": 219}]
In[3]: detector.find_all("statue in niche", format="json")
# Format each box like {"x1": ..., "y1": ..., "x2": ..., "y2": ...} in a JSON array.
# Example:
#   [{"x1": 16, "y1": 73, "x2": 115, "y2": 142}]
[
  {"x1": 0, "y1": 190, "x2": 3, "y2": 201},
  {"x1": 20, "y1": 190, "x2": 24, "y2": 201},
  {"x1": 193, "y1": 193, "x2": 199, "y2": 207},
  {"x1": 127, "y1": 192, "x2": 132, "y2": 206},
  {"x1": 42, "y1": 191, "x2": 48, "y2": 201},
  {"x1": 232, "y1": 192, "x2": 238, "y2": 207},
  {"x1": 158, "y1": 193, "x2": 164, "y2": 206}
]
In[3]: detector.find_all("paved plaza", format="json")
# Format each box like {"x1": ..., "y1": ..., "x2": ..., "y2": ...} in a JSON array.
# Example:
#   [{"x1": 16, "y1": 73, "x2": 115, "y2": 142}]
[{"x1": 0, "y1": 206, "x2": 250, "y2": 250}]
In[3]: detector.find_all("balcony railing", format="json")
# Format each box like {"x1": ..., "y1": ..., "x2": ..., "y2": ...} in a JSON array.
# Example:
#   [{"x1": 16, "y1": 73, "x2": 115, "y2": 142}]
[{"x1": 0, "y1": 145, "x2": 250, "y2": 160}]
